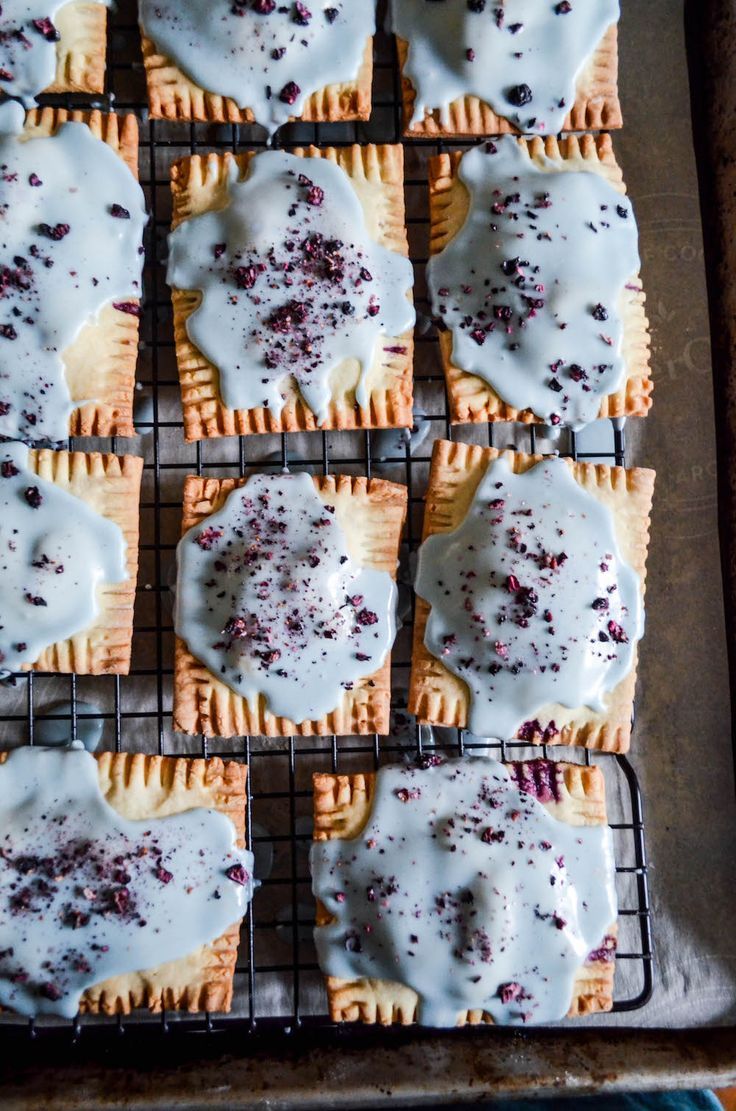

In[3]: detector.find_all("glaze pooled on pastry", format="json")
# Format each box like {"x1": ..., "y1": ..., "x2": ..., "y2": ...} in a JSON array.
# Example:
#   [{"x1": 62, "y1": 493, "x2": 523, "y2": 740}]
[
  {"x1": 0, "y1": 442, "x2": 128, "y2": 673},
  {"x1": 0, "y1": 102, "x2": 146, "y2": 444},
  {"x1": 392, "y1": 0, "x2": 618, "y2": 135},
  {"x1": 167, "y1": 151, "x2": 414, "y2": 424},
  {"x1": 0, "y1": 745, "x2": 253, "y2": 1018},
  {"x1": 414, "y1": 455, "x2": 642, "y2": 740},
  {"x1": 139, "y1": 0, "x2": 374, "y2": 136},
  {"x1": 311, "y1": 757, "x2": 617, "y2": 1027},
  {"x1": 0, "y1": 0, "x2": 111, "y2": 105},
  {"x1": 428, "y1": 139, "x2": 639, "y2": 428},
  {"x1": 175, "y1": 472, "x2": 398, "y2": 724}
]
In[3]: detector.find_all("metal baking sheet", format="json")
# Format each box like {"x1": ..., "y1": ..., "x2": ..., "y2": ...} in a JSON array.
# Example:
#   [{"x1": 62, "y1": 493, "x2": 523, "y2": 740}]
[{"x1": 2, "y1": 0, "x2": 736, "y2": 1101}]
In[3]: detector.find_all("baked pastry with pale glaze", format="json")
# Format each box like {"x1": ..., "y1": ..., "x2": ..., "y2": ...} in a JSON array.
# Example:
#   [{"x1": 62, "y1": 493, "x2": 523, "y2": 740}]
[
  {"x1": 313, "y1": 759, "x2": 617, "y2": 1024},
  {"x1": 169, "y1": 145, "x2": 414, "y2": 442},
  {"x1": 23, "y1": 448, "x2": 142, "y2": 677},
  {"x1": 398, "y1": 20, "x2": 621, "y2": 137},
  {"x1": 429, "y1": 135, "x2": 651, "y2": 427},
  {"x1": 408, "y1": 440, "x2": 654, "y2": 753},
  {"x1": 23, "y1": 108, "x2": 142, "y2": 438},
  {"x1": 174, "y1": 471, "x2": 407, "y2": 738}
]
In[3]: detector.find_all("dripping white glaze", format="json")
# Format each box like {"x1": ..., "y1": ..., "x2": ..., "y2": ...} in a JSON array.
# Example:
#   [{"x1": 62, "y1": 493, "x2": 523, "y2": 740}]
[
  {"x1": 0, "y1": 0, "x2": 111, "y2": 106},
  {"x1": 391, "y1": 0, "x2": 619, "y2": 135},
  {"x1": 0, "y1": 745, "x2": 254, "y2": 1018},
  {"x1": 175, "y1": 472, "x2": 398, "y2": 724},
  {"x1": 167, "y1": 150, "x2": 414, "y2": 424},
  {"x1": 139, "y1": 0, "x2": 374, "y2": 137},
  {"x1": 0, "y1": 442, "x2": 128, "y2": 672},
  {"x1": 427, "y1": 139, "x2": 640, "y2": 429},
  {"x1": 414, "y1": 455, "x2": 642, "y2": 740},
  {"x1": 0, "y1": 101, "x2": 147, "y2": 443},
  {"x1": 168, "y1": 153, "x2": 415, "y2": 428},
  {"x1": 311, "y1": 756, "x2": 617, "y2": 1027}
]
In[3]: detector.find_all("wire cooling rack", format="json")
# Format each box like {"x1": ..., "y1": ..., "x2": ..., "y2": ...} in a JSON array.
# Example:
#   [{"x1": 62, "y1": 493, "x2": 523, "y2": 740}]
[{"x1": 0, "y1": 0, "x2": 653, "y2": 1041}]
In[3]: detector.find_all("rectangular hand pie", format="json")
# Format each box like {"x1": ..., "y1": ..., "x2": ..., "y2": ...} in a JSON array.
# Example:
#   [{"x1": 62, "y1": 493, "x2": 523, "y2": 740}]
[
  {"x1": 398, "y1": 21, "x2": 621, "y2": 138},
  {"x1": 312, "y1": 758, "x2": 617, "y2": 1025},
  {"x1": 7, "y1": 2, "x2": 109, "y2": 98},
  {"x1": 174, "y1": 471, "x2": 407, "y2": 738},
  {"x1": 24, "y1": 108, "x2": 142, "y2": 438},
  {"x1": 142, "y1": 33, "x2": 372, "y2": 125},
  {"x1": 429, "y1": 135, "x2": 651, "y2": 427},
  {"x1": 22, "y1": 448, "x2": 142, "y2": 676},
  {"x1": 408, "y1": 440, "x2": 654, "y2": 753},
  {"x1": 168, "y1": 144, "x2": 414, "y2": 441},
  {"x1": 0, "y1": 750, "x2": 248, "y2": 1016}
]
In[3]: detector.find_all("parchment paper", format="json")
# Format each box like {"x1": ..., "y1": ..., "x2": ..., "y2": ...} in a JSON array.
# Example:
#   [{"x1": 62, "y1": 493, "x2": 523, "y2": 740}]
[{"x1": 0, "y1": 0, "x2": 733, "y2": 1036}]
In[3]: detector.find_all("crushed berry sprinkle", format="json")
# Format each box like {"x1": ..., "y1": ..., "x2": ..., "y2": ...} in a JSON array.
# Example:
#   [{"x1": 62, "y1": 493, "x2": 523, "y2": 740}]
[
  {"x1": 110, "y1": 204, "x2": 131, "y2": 219},
  {"x1": 31, "y1": 17, "x2": 60, "y2": 41},
  {"x1": 279, "y1": 81, "x2": 301, "y2": 105},
  {"x1": 24, "y1": 486, "x2": 42, "y2": 509},
  {"x1": 507, "y1": 84, "x2": 533, "y2": 107},
  {"x1": 38, "y1": 223, "x2": 70, "y2": 241},
  {"x1": 226, "y1": 864, "x2": 251, "y2": 886}
]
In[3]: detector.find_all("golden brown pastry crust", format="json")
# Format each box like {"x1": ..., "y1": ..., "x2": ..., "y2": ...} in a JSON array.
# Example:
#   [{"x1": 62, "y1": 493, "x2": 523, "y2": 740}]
[
  {"x1": 399, "y1": 23, "x2": 621, "y2": 137},
  {"x1": 142, "y1": 33, "x2": 372, "y2": 123},
  {"x1": 44, "y1": 1, "x2": 108, "y2": 96},
  {"x1": 428, "y1": 135, "x2": 652, "y2": 425},
  {"x1": 408, "y1": 440, "x2": 655, "y2": 753},
  {"x1": 24, "y1": 449, "x2": 142, "y2": 677},
  {"x1": 81, "y1": 753, "x2": 246, "y2": 1015},
  {"x1": 313, "y1": 762, "x2": 617, "y2": 1024},
  {"x1": 174, "y1": 472, "x2": 408, "y2": 738},
  {"x1": 22, "y1": 108, "x2": 141, "y2": 438},
  {"x1": 169, "y1": 144, "x2": 413, "y2": 441}
]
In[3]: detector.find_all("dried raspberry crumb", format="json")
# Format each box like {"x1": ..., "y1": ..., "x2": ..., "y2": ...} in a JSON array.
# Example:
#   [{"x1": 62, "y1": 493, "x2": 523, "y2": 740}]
[
  {"x1": 279, "y1": 81, "x2": 301, "y2": 105},
  {"x1": 32, "y1": 17, "x2": 60, "y2": 41},
  {"x1": 24, "y1": 486, "x2": 42, "y2": 509},
  {"x1": 38, "y1": 223, "x2": 70, "y2": 241},
  {"x1": 226, "y1": 863, "x2": 250, "y2": 886}
]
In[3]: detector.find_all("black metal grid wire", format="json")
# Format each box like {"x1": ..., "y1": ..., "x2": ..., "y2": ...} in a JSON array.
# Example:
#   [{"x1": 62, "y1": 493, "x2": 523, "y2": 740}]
[{"x1": 0, "y1": 0, "x2": 653, "y2": 1040}]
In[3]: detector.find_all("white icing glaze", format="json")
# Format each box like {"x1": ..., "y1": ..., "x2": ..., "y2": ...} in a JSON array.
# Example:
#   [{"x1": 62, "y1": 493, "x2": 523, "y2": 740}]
[
  {"x1": 414, "y1": 455, "x2": 642, "y2": 740},
  {"x1": 175, "y1": 472, "x2": 398, "y2": 724},
  {"x1": 0, "y1": 745, "x2": 254, "y2": 1018},
  {"x1": 391, "y1": 0, "x2": 619, "y2": 135},
  {"x1": 0, "y1": 110, "x2": 147, "y2": 443},
  {"x1": 0, "y1": 442, "x2": 128, "y2": 673},
  {"x1": 167, "y1": 150, "x2": 414, "y2": 424},
  {"x1": 35, "y1": 699, "x2": 104, "y2": 751},
  {"x1": 0, "y1": 0, "x2": 111, "y2": 106},
  {"x1": 138, "y1": 0, "x2": 375, "y2": 137},
  {"x1": 311, "y1": 756, "x2": 617, "y2": 1026},
  {"x1": 427, "y1": 139, "x2": 640, "y2": 429}
]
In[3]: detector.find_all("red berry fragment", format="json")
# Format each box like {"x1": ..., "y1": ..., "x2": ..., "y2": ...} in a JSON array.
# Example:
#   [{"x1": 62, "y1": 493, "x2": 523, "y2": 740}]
[
  {"x1": 279, "y1": 81, "x2": 301, "y2": 105},
  {"x1": 226, "y1": 863, "x2": 250, "y2": 886},
  {"x1": 38, "y1": 223, "x2": 70, "y2": 241},
  {"x1": 32, "y1": 17, "x2": 60, "y2": 41}
]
